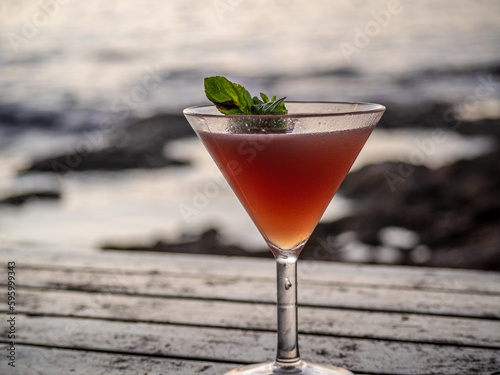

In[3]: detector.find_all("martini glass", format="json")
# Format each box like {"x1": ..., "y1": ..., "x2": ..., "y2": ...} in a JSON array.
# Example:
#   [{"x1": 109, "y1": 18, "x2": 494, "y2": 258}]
[{"x1": 183, "y1": 102, "x2": 385, "y2": 375}]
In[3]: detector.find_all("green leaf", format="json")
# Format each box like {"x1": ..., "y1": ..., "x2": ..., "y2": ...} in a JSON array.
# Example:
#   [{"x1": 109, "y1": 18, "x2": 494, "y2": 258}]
[
  {"x1": 251, "y1": 96, "x2": 288, "y2": 115},
  {"x1": 252, "y1": 96, "x2": 263, "y2": 105},
  {"x1": 204, "y1": 76, "x2": 254, "y2": 115},
  {"x1": 204, "y1": 76, "x2": 288, "y2": 127}
]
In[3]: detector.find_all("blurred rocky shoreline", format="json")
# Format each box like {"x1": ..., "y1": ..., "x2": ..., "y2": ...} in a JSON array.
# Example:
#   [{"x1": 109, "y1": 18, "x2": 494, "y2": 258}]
[
  {"x1": 101, "y1": 144, "x2": 500, "y2": 271},
  {"x1": 308, "y1": 147, "x2": 500, "y2": 271},
  {"x1": 9, "y1": 98, "x2": 500, "y2": 176},
  {"x1": 2, "y1": 100, "x2": 500, "y2": 271}
]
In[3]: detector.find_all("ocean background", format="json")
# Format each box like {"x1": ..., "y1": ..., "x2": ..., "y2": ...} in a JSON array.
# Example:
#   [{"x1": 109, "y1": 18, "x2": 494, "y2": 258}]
[{"x1": 1, "y1": 0, "x2": 500, "y2": 251}]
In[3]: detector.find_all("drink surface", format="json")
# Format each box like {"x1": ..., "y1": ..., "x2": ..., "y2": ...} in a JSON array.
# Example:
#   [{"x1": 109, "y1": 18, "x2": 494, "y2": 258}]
[{"x1": 198, "y1": 126, "x2": 375, "y2": 252}]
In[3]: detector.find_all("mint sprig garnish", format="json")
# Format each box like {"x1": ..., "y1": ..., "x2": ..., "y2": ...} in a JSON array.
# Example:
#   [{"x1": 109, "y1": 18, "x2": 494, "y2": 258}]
[
  {"x1": 204, "y1": 76, "x2": 288, "y2": 116},
  {"x1": 251, "y1": 94, "x2": 287, "y2": 115}
]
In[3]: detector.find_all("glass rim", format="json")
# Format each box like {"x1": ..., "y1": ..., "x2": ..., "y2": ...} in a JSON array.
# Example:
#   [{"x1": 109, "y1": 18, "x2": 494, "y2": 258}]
[{"x1": 183, "y1": 101, "x2": 386, "y2": 119}]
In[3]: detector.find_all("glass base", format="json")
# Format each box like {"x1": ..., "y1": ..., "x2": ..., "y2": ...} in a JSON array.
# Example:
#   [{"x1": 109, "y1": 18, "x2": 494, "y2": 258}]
[{"x1": 224, "y1": 360, "x2": 354, "y2": 375}]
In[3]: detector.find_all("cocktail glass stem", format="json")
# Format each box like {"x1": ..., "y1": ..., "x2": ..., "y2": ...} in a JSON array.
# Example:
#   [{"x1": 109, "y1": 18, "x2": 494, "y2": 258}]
[{"x1": 275, "y1": 255, "x2": 300, "y2": 366}]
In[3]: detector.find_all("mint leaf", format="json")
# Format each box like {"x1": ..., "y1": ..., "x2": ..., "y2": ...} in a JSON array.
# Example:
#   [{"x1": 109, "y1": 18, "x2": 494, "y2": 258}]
[
  {"x1": 204, "y1": 76, "x2": 254, "y2": 115},
  {"x1": 204, "y1": 76, "x2": 287, "y2": 116},
  {"x1": 251, "y1": 96, "x2": 287, "y2": 115},
  {"x1": 260, "y1": 93, "x2": 270, "y2": 103}
]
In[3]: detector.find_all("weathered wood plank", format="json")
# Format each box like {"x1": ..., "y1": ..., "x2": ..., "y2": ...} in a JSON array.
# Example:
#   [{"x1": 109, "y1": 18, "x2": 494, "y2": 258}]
[
  {"x1": 2, "y1": 246, "x2": 499, "y2": 374},
  {"x1": 0, "y1": 345, "x2": 236, "y2": 375},
  {"x1": 10, "y1": 315, "x2": 500, "y2": 375},
  {"x1": 5, "y1": 288, "x2": 500, "y2": 348},
  {"x1": 13, "y1": 267, "x2": 500, "y2": 318},
  {"x1": 1, "y1": 245, "x2": 499, "y2": 293}
]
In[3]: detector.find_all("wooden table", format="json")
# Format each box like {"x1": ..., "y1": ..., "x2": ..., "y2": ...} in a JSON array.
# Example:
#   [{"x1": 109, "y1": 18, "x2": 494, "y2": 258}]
[{"x1": 1, "y1": 244, "x2": 499, "y2": 375}]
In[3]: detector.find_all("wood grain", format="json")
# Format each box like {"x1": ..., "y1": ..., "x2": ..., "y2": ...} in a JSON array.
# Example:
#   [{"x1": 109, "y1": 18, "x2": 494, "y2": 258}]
[{"x1": 1, "y1": 245, "x2": 499, "y2": 374}]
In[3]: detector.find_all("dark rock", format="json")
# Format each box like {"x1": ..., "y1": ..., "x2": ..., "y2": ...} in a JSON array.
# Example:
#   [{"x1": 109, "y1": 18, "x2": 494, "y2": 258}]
[
  {"x1": 377, "y1": 102, "x2": 451, "y2": 129},
  {"x1": 101, "y1": 228, "x2": 270, "y2": 258},
  {"x1": 0, "y1": 103, "x2": 60, "y2": 130},
  {"x1": 302, "y1": 147, "x2": 500, "y2": 270},
  {"x1": 377, "y1": 102, "x2": 500, "y2": 138},
  {"x1": 120, "y1": 113, "x2": 195, "y2": 152},
  {"x1": 0, "y1": 191, "x2": 61, "y2": 206},
  {"x1": 22, "y1": 147, "x2": 187, "y2": 173},
  {"x1": 19, "y1": 113, "x2": 194, "y2": 174},
  {"x1": 489, "y1": 63, "x2": 500, "y2": 76}
]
